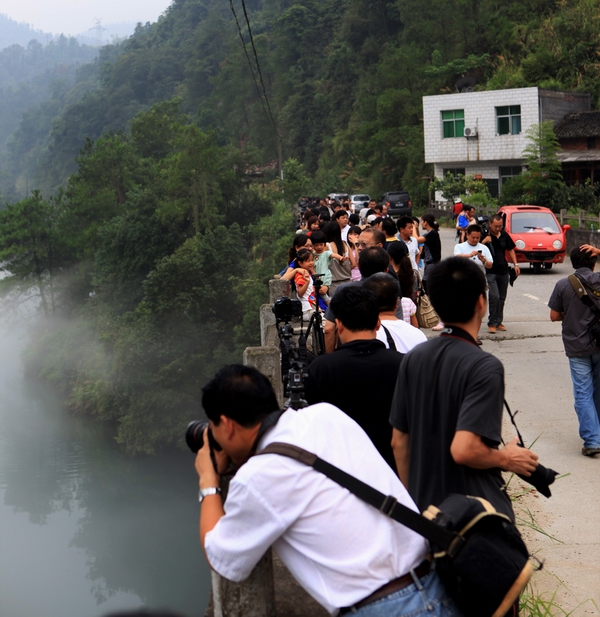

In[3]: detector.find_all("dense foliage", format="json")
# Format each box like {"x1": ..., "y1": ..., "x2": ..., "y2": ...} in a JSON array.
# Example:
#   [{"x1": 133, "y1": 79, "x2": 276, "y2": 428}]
[
  {"x1": 3, "y1": 0, "x2": 600, "y2": 205},
  {"x1": 3, "y1": 105, "x2": 293, "y2": 454}
]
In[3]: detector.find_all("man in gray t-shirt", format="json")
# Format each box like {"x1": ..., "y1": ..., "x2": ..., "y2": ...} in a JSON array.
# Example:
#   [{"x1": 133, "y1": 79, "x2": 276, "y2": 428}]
[{"x1": 549, "y1": 245, "x2": 600, "y2": 456}]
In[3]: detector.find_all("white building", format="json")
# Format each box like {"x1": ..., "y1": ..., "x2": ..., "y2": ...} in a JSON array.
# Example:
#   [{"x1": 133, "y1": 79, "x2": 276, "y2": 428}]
[{"x1": 423, "y1": 87, "x2": 590, "y2": 198}]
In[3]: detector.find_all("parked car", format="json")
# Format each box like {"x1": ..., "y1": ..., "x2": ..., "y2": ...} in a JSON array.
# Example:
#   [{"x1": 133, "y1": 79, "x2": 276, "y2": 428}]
[
  {"x1": 327, "y1": 192, "x2": 349, "y2": 202},
  {"x1": 498, "y1": 205, "x2": 570, "y2": 273},
  {"x1": 349, "y1": 194, "x2": 370, "y2": 211},
  {"x1": 379, "y1": 191, "x2": 412, "y2": 217}
]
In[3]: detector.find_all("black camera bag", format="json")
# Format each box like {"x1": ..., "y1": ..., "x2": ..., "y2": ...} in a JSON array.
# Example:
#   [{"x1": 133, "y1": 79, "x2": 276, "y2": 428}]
[{"x1": 257, "y1": 442, "x2": 532, "y2": 617}]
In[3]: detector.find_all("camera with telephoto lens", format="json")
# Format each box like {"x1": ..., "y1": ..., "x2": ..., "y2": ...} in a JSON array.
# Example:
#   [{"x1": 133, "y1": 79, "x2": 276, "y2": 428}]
[
  {"x1": 185, "y1": 420, "x2": 223, "y2": 453},
  {"x1": 516, "y1": 442, "x2": 557, "y2": 498}
]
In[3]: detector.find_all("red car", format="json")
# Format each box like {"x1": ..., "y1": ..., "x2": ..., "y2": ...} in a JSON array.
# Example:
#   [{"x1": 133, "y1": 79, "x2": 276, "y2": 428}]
[{"x1": 497, "y1": 205, "x2": 570, "y2": 273}]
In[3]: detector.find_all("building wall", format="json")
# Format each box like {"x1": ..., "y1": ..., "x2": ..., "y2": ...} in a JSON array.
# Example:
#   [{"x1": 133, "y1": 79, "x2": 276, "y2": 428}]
[
  {"x1": 423, "y1": 87, "x2": 540, "y2": 165},
  {"x1": 559, "y1": 137, "x2": 590, "y2": 151},
  {"x1": 539, "y1": 90, "x2": 590, "y2": 124}
]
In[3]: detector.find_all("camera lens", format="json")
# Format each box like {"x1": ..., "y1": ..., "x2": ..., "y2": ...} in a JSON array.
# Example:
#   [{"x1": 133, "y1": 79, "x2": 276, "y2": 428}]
[{"x1": 185, "y1": 420, "x2": 209, "y2": 453}]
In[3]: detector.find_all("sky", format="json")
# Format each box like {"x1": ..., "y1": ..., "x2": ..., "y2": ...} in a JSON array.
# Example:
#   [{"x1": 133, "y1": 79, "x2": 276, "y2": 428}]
[{"x1": 4, "y1": 0, "x2": 174, "y2": 36}]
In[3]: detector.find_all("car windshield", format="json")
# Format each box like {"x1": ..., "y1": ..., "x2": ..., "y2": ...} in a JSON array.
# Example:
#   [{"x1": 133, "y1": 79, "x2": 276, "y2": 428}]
[
  {"x1": 353, "y1": 195, "x2": 369, "y2": 201},
  {"x1": 511, "y1": 212, "x2": 561, "y2": 234}
]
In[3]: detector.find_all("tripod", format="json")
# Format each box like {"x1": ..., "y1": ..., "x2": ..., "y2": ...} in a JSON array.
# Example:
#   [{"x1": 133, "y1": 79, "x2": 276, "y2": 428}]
[{"x1": 298, "y1": 273, "x2": 326, "y2": 357}]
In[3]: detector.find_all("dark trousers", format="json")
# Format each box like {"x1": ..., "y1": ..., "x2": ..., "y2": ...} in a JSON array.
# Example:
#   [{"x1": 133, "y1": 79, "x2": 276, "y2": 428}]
[{"x1": 487, "y1": 272, "x2": 509, "y2": 327}]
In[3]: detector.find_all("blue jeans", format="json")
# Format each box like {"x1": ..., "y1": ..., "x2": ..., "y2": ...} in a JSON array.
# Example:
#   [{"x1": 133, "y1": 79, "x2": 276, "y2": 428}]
[
  {"x1": 349, "y1": 570, "x2": 463, "y2": 617},
  {"x1": 569, "y1": 353, "x2": 600, "y2": 447}
]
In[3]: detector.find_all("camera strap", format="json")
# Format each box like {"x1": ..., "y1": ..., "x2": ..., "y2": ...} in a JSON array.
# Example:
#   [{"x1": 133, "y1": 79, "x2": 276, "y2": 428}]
[
  {"x1": 247, "y1": 408, "x2": 288, "y2": 459},
  {"x1": 381, "y1": 325, "x2": 397, "y2": 352}
]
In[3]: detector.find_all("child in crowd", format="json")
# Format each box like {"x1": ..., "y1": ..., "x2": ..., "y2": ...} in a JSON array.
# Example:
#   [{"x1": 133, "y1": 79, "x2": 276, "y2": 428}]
[
  {"x1": 280, "y1": 235, "x2": 313, "y2": 279},
  {"x1": 347, "y1": 225, "x2": 362, "y2": 281},
  {"x1": 310, "y1": 230, "x2": 344, "y2": 297},
  {"x1": 294, "y1": 248, "x2": 328, "y2": 316}
]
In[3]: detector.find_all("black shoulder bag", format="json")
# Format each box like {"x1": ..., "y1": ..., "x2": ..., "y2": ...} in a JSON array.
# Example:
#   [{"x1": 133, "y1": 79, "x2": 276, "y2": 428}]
[{"x1": 257, "y1": 443, "x2": 532, "y2": 617}]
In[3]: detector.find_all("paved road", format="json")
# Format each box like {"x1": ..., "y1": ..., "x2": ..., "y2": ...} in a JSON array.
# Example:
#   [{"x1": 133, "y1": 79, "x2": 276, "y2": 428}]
[{"x1": 437, "y1": 227, "x2": 600, "y2": 613}]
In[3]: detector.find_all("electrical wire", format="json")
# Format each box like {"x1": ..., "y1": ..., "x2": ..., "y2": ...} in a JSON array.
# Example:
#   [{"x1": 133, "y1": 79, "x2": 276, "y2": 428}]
[
  {"x1": 228, "y1": 0, "x2": 272, "y2": 126},
  {"x1": 238, "y1": 0, "x2": 279, "y2": 136}
]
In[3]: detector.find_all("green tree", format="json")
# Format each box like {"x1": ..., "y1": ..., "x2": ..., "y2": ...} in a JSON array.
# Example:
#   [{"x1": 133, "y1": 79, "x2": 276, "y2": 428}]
[{"x1": 0, "y1": 191, "x2": 63, "y2": 316}]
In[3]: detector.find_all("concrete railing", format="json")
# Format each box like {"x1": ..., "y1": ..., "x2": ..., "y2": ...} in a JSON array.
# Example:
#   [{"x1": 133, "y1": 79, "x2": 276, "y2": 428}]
[{"x1": 205, "y1": 279, "x2": 290, "y2": 617}]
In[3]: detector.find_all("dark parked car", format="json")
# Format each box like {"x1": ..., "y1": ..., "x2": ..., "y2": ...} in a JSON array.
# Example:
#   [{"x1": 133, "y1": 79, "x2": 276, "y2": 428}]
[{"x1": 379, "y1": 191, "x2": 412, "y2": 217}]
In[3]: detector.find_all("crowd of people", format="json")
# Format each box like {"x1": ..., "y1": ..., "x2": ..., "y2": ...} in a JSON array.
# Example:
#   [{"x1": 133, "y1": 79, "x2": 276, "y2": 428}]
[
  {"x1": 284, "y1": 196, "x2": 444, "y2": 338},
  {"x1": 189, "y1": 197, "x2": 554, "y2": 617}
]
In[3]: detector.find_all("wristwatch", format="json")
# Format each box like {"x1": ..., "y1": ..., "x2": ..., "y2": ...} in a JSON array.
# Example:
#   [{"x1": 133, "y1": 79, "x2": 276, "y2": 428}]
[{"x1": 199, "y1": 486, "x2": 222, "y2": 503}]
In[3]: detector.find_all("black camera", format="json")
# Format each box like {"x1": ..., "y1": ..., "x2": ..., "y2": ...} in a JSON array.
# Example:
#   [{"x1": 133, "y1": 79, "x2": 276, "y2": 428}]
[
  {"x1": 273, "y1": 296, "x2": 303, "y2": 322},
  {"x1": 185, "y1": 420, "x2": 223, "y2": 453}
]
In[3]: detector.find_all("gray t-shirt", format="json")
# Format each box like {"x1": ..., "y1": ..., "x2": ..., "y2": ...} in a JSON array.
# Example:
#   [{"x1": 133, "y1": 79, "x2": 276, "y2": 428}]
[{"x1": 548, "y1": 267, "x2": 600, "y2": 357}]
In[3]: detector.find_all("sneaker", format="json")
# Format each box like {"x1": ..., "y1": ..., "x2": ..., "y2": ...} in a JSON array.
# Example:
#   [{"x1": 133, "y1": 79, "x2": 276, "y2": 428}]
[
  {"x1": 488, "y1": 326, "x2": 496, "y2": 334},
  {"x1": 582, "y1": 446, "x2": 600, "y2": 457},
  {"x1": 497, "y1": 324, "x2": 506, "y2": 331}
]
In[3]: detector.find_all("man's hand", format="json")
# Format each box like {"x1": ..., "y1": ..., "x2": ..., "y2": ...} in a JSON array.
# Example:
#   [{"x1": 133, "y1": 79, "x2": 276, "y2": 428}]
[
  {"x1": 195, "y1": 428, "x2": 229, "y2": 488},
  {"x1": 581, "y1": 244, "x2": 600, "y2": 257},
  {"x1": 451, "y1": 430, "x2": 538, "y2": 475},
  {"x1": 514, "y1": 265, "x2": 521, "y2": 276},
  {"x1": 500, "y1": 437, "x2": 539, "y2": 477}
]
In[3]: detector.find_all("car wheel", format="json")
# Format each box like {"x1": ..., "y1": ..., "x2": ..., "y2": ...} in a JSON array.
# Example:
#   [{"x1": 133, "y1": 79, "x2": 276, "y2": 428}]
[
  {"x1": 544, "y1": 263, "x2": 553, "y2": 270},
  {"x1": 533, "y1": 263, "x2": 542, "y2": 274}
]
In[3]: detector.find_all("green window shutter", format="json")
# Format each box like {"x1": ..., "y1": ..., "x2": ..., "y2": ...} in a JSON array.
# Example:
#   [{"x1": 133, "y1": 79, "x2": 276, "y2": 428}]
[
  {"x1": 443, "y1": 122, "x2": 455, "y2": 138},
  {"x1": 456, "y1": 120, "x2": 465, "y2": 137},
  {"x1": 498, "y1": 116, "x2": 510, "y2": 135}
]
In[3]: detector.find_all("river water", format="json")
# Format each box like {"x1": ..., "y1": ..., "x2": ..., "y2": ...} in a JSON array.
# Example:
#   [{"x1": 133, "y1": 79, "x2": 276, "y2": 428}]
[{"x1": 0, "y1": 324, "x2": 211, "y2": 617}]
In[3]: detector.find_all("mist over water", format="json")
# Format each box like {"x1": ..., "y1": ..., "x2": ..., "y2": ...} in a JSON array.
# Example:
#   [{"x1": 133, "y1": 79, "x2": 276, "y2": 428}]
[{"x1": 0, "y1": 318, "x2": 211, "y2": 617}]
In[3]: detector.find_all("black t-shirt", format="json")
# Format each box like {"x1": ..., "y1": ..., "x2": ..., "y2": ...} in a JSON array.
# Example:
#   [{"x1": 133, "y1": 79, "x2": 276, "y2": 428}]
[
  {"x1": 305, "y1": 339, "x2": 403, "y2": 471},
  {"x1": 389, "y1": 329, "x2": 514, "y2": 520},
  {"x1": 488, "y1": 230, "x2": 515, "y2": 275}
]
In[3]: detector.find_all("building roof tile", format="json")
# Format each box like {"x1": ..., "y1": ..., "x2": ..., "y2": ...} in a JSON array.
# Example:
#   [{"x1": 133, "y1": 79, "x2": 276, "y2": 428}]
[{"x1": 554, "y1": 112, "x2": 600, "y2": 138}]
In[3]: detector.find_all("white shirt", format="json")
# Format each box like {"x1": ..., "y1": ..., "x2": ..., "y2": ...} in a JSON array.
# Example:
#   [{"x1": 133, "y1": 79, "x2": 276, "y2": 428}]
[
  {"x1": 401, "y1": 236, "x2": 419, "y2": 271},
  {"x1": 340, "y1": 224, "x2": 349, "y2": 242},
  {"x1": 376, "y1": 319, "x2": 427, "y2": 353},
  {"x1": 204, "y1": 404, "x2": 428, "y2": 615},
  {"x1": 453, "y1": 241, "x2": 493, "y2": 271}
]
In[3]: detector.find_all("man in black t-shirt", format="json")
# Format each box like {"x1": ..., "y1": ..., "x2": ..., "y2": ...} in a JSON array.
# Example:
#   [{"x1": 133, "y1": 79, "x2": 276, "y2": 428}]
[
  {"x1": 306, "y1": 285, "x2": 403, "y2": 471},
  {"x1": 482, "y1": 214, "x2": 520, "y2": 334},
  {"x1": 389, "y1": 257, "x2": 538, "y2": 521}
]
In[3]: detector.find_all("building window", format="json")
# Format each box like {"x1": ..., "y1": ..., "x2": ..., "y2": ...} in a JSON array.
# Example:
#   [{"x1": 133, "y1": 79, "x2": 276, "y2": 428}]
[
  {"x1": 442, "y1": 110, "x2": 464, "y2": 138},
  {"x1": 499, "y1": 166, "x2": 522, "y2": 188},
  {"x1": 442, "y1": 168, "x2": 465, "y2": 179},
  {"x1": 496, "y1": 105, "x2": 521, "y2": 135},
  {"x1": 485, "y1": 179, "x2": 499, "y2": 198}
]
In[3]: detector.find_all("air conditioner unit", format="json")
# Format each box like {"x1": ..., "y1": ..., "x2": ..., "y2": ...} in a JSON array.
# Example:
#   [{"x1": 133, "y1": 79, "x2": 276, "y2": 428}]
[{"x1": 464, "y1": 127, "x2": 478, "y2": 138}]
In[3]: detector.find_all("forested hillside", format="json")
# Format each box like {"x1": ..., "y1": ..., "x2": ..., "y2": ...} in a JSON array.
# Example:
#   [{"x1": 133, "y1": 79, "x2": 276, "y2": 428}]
[
  {"x1": 1, "y1": 0, "x2": 599, "y2": 453},
  {"x1": 4, "y1": 0, "x2": 600, "y2": 205},
  {"x1": 0, "y1": 14, "x2": 53, "y2": 49},
  {"x1": 0, "y1": 36, "x2": 98, "y2": 200}
]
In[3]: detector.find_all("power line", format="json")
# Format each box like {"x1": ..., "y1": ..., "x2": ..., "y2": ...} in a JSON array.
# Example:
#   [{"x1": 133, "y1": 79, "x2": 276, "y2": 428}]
[
  {"x1": 228, "y1": 0, "x2": 271, "y2": 125},
  {"x1": 239, "y1": 0, "x2": 279, "y2": 136}
]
